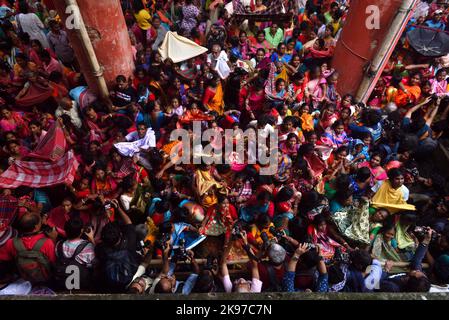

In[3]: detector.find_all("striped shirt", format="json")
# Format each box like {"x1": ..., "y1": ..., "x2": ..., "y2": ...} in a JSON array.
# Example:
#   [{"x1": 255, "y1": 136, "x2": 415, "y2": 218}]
[{"x1": 55, "y1": 239, "x2": 95, "y2": 267}]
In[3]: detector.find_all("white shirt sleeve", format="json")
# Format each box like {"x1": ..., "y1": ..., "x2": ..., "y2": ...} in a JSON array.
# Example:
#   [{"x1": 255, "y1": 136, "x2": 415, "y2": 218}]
[
  {"x1": 125, "y1": 131, "x2": 137, "y2": 142},
  {"x1": 250, "y1": 278, "x2": 263, "y2": 293},
  {"x1": 119, "y1": 195, "x2": 132, "y2": 211},
  {"x1": 371, "y1": 180, "x2": 383, "y2": 193},
  {"x1": 401, "y1": 185, "x2": 410, "y2": 201},
  {"x1": 364, "y1": 259, "x2": 383, "y2": 291},
  {"x1": 221, "y1": 275, "x2": 233, "y2": 293}
]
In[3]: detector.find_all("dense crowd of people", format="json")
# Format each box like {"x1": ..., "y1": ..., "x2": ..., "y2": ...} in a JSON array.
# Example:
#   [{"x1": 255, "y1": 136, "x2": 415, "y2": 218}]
[{"x1": 0, "y1": 0, "x2": 449, "y2": 295}]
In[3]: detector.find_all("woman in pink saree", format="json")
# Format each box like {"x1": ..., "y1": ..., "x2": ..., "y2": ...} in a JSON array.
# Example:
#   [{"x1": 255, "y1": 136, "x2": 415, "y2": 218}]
[{"x1": 306, "y1": 66, "x2": 327, "y2": 109}]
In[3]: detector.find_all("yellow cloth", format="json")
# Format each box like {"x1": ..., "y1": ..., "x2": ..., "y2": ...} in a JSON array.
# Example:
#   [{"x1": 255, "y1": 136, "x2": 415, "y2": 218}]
[
  {"x1": 194, "y1": 169, "x2": 226, "y2": 208},
  {"x1": 300, "y1": 112, "x2": 315, "y2": 131},
  {"x1": 135, "y1": 9, "x2": 152, "y2": 30},
  {"x1": 386, "y1": 87, "x2": 398, "y2": 103},
  {"x1": 13, "y1": 62, "x2": 37, "y2": 78},
  {"x1": 372, "y1": 180, "x2": 416, "y2": 214},
  {"x1": 251, "y1": 223, "x2": 275, "y2": 246},
  {"x1": 144, "y1": 217, "x2": 158, "y2": 245},
  {"x1": 276, "y1": 67, "x2": 289, "y2": 83},
  {"x1": 206, "y1": 83, "x2": 224, "y2": 115},
  {"x1": 395, "y1": 222, "x2": 416, "y2": 250}
]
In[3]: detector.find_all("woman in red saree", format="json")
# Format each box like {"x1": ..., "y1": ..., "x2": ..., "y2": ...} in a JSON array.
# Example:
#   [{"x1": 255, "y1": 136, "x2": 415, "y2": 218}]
[
  {"x1": 15, "y1": 72, "x2": 54, "y2": 108},
  {"x1": 29, "y1": 39, "x2": 56, "y2": 68},
  {"x1": 307, "y1": 214, "x2": 346, "y2": 261},
  {"x1": 0, "y1": 106, "x2": 30, "y2": 138},
  {"x1": 199, "y1": 195, "x2": 237, "y2": 240},
  {"x1": 178, "y1": 102, "x2": 214, "y2": 125},
  {"x1": 241, "y1": 78, "x2": 265, "y2": 126}
]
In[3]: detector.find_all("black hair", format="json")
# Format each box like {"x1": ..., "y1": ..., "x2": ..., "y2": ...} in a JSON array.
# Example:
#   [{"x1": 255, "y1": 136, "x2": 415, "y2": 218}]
[
  {"x1": 257, "y1": 190, "x2": 272, "y2": 202},
  {"x1": 193, "y1": 270, "x2": 216, "y2": 293},
  {"x1": 301, "y1": 249, "x2": 321, "y2": 269},
  {"x1": 64, "y1": 216, "x2": 84, "y2": 240},
  {"x1": 350, "y1": 250, "x2": 372, "y2": 272},
  {"x1": 335, "y1": 188, "x2": 353, "y2": 205},
  {"x1": 19, "y1": 1, "x2": 29, "y2": 14},
  {"x1": 288, "y1": 216, "x2": 308, "y2": 243},
  {"x1": 217, "y1": 193, "x2": 228, "y2": 204},
  {"x1": 132, "y1": 0, "x2": 145, "y2": 11},
  {"x1": 255, "y1": 213, "x2": 271, "y2": 229},
  {"x1": 335, "y1": 145, "x2": 348, "y2": 155},
  {"x1": 155, "y1": 200, "x2": 170, "y2": 213},
  {"x1": 298, "y1": 190, "x2": 320, "y2": 213},
  {"x1": 332, "y1": 120, "x2": 345, "y2": 131},
  {"x1": 328, "y1": 264, "x2": 345, "y2": 285},
  {"x1": 116, "y1": 75, "x2": 127, "y2": 83},
  {"x1": 121, "y1": 175, "x2": 136, "y2": 192},
  {"x1": 39, "y1": 50, "x2": 51, "y2": 60},
  {"x1": 378, "y1": 222, "x2": 395, "y2": 235},
  {"x1": 275, "y1": 186, "x2": 294, "y2": 202},
  {"x1": 171, "y1": 206, "x2": 189, "y2": 223},
  {"x1": 312, "y1": 214, "x2": 326, "y2": 227},
  {"x1": 29, "y1": 119, "x2": 42, "y2": 128},
  {"x1": 335, "y1": 173, "x2": 351, "y2": 190},
  {"x1": 101, "y1": 222, "x2": 122, "y2": 247},
  {"x1": 355, "y1": 167, "x2": 371, "y2": 182},
  {"x1": 15, "y1": 52, "x2": 28, "y2": 62},
  {"x1": 18, "y1": 213, "x2": 40, "y2": 233},
  {"x1": 387, "y1": 168, "x2": 403, "y2": 181},
  {"x1": 363, "y1": 109, "x2": 381, "y2": 127},
  {"x1": 159, "y1": 221, "x2": 173, "y2": 234},
  {"x1": 297, "y1": 143, "x2": 315, "y2": 158},
  {"x1": 398, "y1": 211, "x2": 418, "y2": 226},
  {"x1": 49, "y1": 71, "x2": 63, "y2": 83},
  {"x1": 404, "y1": 276, "x2": 431, "y2": 292}
]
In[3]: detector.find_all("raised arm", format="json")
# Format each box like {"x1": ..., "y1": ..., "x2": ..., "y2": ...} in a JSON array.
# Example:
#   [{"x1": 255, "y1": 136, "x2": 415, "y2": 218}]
[
  {"x1": 111, "y1": 199, "x2": 132, "y2": 225},
  {"x1": 425, "y1": 100, "x2": 441, "y2": 126},
  {"x1": 405, "y1": 96, "x2": 432, "y2": 119}
]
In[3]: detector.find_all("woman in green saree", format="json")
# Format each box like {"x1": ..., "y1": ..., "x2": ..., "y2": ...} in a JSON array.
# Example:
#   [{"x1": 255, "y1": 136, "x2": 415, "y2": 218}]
[{"x1": 371, "y1": 224, "x2": 410, "y2": 273}]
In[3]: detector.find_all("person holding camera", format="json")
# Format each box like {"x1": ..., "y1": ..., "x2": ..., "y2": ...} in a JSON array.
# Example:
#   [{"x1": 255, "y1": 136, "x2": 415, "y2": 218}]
[
  {"x1": 220, "y1": 230, "x2": 262, "y2": 293},
  {"x1": 152, "y1": 240, "x2": 199, "y2": 294},
  {"x1": 94, "y1": 199, "x2": 139, "y2": 293},
  {"x1": 282, "y1": 243, "x2": 328, "y2": 292},
  {"x1": 379, "y1": 227, "x2": 449, "y2": 292},
  {"x1": 53, "y1": 216, "x2": 95, "y2": 291}
]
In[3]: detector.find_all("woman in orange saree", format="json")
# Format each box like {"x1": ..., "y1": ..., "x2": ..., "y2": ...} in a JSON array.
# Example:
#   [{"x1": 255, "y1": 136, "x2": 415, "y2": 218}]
[
  {"x1": 394, "y1": 73, "x2": 422, "y2": 108},
  {"x1": 202, "y1": 76, "x2": 224, "y2": 116}
]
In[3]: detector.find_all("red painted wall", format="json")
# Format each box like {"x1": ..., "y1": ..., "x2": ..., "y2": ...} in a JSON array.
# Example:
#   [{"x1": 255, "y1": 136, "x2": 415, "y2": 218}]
[
  {"x1": 52, "y1": 0, "x2": 134, "y2": 93},
  {"x1": 331, "y1": 0, "x2": 404, "y2": 96}
]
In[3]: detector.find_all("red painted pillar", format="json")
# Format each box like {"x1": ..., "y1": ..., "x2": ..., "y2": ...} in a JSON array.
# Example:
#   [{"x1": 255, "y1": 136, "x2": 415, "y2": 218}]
[
  {"x1": 52, "y1": 0, "x2": 134, "y2": 92},
  {"x1": 331, "y1": 0, "x2": 404, "y2": 97}
]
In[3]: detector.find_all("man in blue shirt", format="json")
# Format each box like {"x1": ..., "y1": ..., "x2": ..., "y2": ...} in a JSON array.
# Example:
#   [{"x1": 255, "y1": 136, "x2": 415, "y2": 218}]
[{"x1": 425, "y1": 10, "x2": 446, "y2": 31}]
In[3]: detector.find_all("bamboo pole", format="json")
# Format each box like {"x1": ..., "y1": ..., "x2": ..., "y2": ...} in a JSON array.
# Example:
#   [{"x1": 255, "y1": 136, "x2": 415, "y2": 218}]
[{"x1": 64, "y1": 0, "x2": 110, "y2": 102}]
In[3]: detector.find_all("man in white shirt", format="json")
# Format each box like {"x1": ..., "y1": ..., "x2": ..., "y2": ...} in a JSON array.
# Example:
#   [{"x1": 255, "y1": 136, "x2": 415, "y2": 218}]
[
  {"x1": 207, "y1": 44, "x2": 230, "y2": 79},
  {"x1": 55, "y1": 97, "x2": 82, "y2": 129}
]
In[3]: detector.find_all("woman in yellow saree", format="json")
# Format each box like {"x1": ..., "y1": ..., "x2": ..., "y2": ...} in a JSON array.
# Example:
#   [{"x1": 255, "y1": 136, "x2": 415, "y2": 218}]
[
  {"x1": 371, "y1": 168, "x2": 415, "y2": 214},
  {"x1": 194, "y1": 163, "x2": 228, "y2": 209}
]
